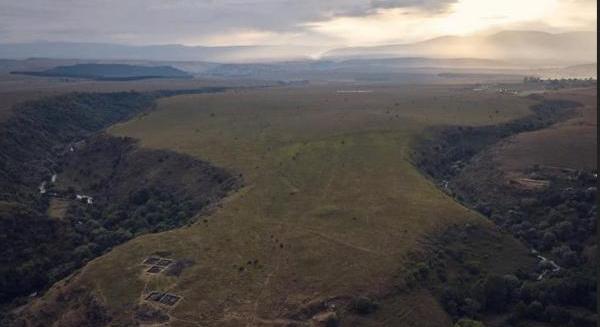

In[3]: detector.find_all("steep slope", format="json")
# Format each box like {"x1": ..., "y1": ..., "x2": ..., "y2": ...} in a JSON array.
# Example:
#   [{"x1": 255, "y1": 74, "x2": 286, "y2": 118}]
[
  {"x1": 413, "y1": 88, "x2": 597, "y2": 326},
  {"x1": 0, "y1": 89, "x2": 238, "y2": 316},
  {"x1": 11, "y1": 85, "x2": 539, "y2": 326}
]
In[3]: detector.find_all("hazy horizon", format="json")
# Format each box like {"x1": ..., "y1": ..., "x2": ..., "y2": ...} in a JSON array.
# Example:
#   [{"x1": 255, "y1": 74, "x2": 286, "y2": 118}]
[{"x1": 1, "y1": 29, "x2": 596, "y2": 65}]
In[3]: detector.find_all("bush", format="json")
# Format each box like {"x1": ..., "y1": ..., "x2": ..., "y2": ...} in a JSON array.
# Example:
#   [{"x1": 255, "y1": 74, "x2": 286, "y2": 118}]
[
  {"x1": 464, "y1": 261, "x2": 481, "y2": 275},
  {"x1": 542, "y1": 231, "x2": 557, "y2": 250},
  {"x1": 551, "y1": 245, "x2": 578, "y2": 267},
  {"x1": 349, "y1": 296, "x2": 378, "y2": 315},
  {"x1": 476, "y1": 275, "x2": 510, "y2": 312},
  {"x1": 460, "y1": 298, "x2": 481, "y2": 318},
  {"x1": 526, "y1": 300, "x2": 544, "y2": 320},
  {"x1": 544, "y1": 304, "x2": 571, "y2": 325},
  {"x1": 514, "y1": 301, "x2": 527, "y2": 319}
]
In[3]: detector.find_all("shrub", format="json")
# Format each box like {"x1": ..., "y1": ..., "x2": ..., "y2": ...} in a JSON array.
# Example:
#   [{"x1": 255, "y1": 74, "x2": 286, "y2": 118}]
[
  {"x1": 544, "y1": 304, "x2": 571, "y2": 325},
  {"x1": 349, "y1": 296, "x2": 378, "y2": 315},
  {"x1": 461, "y1": 298, "x2": 481, "y2": 318},
  {"x1": 526, "y1": 300, "x2": 544, "y2": 320},
  {"x1": 476, "y1": 275, "x2": 510, "y2": 312}
]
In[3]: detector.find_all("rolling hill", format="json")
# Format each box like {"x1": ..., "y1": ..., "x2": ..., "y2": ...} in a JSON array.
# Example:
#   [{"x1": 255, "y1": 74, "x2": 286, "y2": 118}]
[
  {"x1": 12, "y1": 63, "x2": 192, "y2": 80},
  {"x1": 0, "y1": 42, "x2": 321, "y2": 63},
  {"x1": 0, "y1": 31, "x2": 595, "y2": 67}
]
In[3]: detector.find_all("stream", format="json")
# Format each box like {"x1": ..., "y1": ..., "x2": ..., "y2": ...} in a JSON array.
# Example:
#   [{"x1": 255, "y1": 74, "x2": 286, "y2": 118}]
[{"x1": 532, "y1": 249, "x2": 561, "y2": 280}]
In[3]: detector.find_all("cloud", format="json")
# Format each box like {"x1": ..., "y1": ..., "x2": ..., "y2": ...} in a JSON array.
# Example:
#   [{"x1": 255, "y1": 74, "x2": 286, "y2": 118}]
[
  {"x1": 0, "y1": 0, "x2": 459, "y2": 45},
  {"x1": 0, "y1": 0, "x2": 595, "y2": 46},
  {"x1": 370, "y1": 0, "x2": 455, "y2": 12}
]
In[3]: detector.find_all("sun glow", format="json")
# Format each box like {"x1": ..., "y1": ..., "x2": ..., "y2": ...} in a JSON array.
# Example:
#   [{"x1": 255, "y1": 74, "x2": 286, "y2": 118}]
[
  {"x1": 438, "y1": 0, "x2": 558, "y2": 35},
  {"x1": 306, "y1": 0, "x2": 583, "y2": 46}
]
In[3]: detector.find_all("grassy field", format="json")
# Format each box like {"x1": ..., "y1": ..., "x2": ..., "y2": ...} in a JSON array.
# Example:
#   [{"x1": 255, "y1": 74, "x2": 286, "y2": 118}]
[
  {"x1": 28, "y1": 84, "x2": 537, "y2": 325},
  {"x1": 0, "y1": 73, "x2": 263, "y2": 122},
  {"x1": 494, "y1": 87, "x2": 597, "y2": 172}
]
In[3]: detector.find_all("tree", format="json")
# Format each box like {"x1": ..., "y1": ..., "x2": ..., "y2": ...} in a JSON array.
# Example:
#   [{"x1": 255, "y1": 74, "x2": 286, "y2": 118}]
[
  {"x1": 544, "y1": 304, "x2": 571, "y2": 325},
  {"x1": 514, "y1": 301, "x2": 527, "y2": 319},
  {"x1": 526, "y1": 301, "x2": 544, "y2": 320},
  {"x1": 551, "y1": 245, "x2": 578, "y2": 267},
  {"x1": 554, "y1": 221, "x2": 573, "y2": 240},
  {"x1": 349, "y1": 296, "x2": 378, "y2": 315},
  {"x1": 476, "y1": 275, "x2": 510, "y2": 312},
  {"x1": 542, "y1": 231, "x2": 557, "y2": 250},
  {"x1": 461, "y1": 298, "x2": 481, "y2": 318}
]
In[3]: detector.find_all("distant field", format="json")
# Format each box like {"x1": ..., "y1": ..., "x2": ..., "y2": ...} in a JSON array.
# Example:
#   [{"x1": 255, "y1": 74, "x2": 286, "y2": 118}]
[
  {"x1": 0, "y1": 73, "x2": 263, "y2": 122},
  {"x1": 12, "y1": 63, "x2": 192, "y2": 80},
  {"x1": 495, "y1": 87, "x2": 597, "y2": 172}
]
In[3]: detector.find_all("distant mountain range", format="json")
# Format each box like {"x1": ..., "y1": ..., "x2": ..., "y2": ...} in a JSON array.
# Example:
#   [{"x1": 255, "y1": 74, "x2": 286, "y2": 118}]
[
  {"x1": 324, "y1": 31, "x2": 597, "y2": 66},
  {"x1": 0, "y1": 31, "x2": 596, "y2": 81},
  {"x1": 0, "y1": 31, "x2": 595, "y2": 66},
  {"x1": 0, "y1": 42, "x2": 320, "y2": 63},
  {"x1": 12, "y1": 63, "x2": 191, "y2": 80},
  {"x1": 1, "y1": 57, "x2": 596, "y2": 82}
]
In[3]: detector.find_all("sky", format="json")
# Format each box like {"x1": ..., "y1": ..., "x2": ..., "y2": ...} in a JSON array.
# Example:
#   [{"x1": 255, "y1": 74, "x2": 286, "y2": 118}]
[{"x1": 0, "y1": 0, "x2": 596, "y2": 47}]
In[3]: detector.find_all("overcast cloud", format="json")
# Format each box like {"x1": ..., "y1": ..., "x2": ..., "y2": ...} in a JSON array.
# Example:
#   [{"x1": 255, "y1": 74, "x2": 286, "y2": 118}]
[{"x1": 0, "y1": 0, "x2": 595, "y2": 46}]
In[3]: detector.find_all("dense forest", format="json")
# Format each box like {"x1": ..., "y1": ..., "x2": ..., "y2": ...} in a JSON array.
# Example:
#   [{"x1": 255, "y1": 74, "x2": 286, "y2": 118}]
[
  {"x1": 413, "y1": 98, "x2": 597, "y2": 326},
  {"x1": 11, "y1": 63, "x2": 192, "y2": 80},
  {"x1": 0, "y1": 89, "x2": 238, "y2": 317}
]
